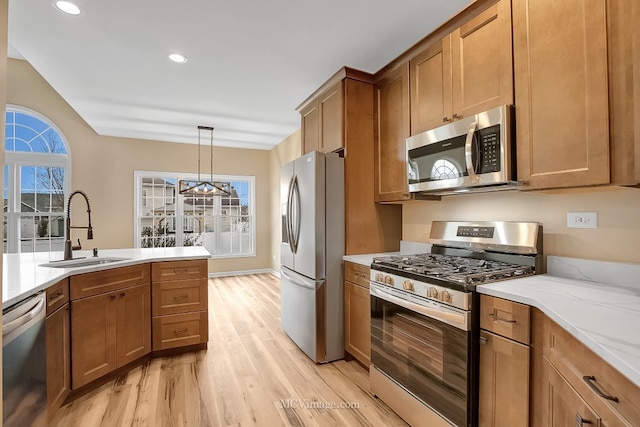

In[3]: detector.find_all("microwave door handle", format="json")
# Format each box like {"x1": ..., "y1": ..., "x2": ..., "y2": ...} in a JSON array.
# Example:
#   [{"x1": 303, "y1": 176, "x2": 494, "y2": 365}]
[{"x1": 464, "y1": 121, "x2": 479, "y2": 184}]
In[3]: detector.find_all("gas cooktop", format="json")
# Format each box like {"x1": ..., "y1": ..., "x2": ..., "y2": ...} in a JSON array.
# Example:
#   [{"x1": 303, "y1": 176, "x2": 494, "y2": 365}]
[{"x1": 372, "y1": 253, "x2": 534, "y2": 286}]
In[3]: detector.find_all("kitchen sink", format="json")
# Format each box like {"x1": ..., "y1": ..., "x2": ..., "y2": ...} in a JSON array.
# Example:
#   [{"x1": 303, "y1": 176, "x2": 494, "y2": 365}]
[{"x1": 39, "y1": 257, "x2": 131, "y2": 268}]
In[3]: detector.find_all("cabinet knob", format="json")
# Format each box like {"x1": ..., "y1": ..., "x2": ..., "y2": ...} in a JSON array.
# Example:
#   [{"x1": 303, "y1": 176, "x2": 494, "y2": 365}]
[
  {"x1": 443, "y1": 116, "x2": 450, "y2": 123},
  {"x1": 110, "y1": 295, "x2": 117, "y2": 301},
  {"x1": 453, "y1": 113, "x2": 461, "y2": 119},
  {"x1": 119, "y1": 292, "x2": 126, "y2": 298}
]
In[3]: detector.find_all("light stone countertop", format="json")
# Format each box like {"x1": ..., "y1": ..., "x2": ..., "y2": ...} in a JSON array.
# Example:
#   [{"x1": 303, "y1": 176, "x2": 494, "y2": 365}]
[
  {"x1": 3, "y1": 246, "x2": 211, "y2": 309},
  {"x1": 477, "y1": 256, "x2": 640, "y2": 388}
]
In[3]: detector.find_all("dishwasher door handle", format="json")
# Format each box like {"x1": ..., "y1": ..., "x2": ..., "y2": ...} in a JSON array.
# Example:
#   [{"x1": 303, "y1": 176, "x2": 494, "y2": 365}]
[{"x1": 2, "y1": 296, "x2": 46, "y2": 337}]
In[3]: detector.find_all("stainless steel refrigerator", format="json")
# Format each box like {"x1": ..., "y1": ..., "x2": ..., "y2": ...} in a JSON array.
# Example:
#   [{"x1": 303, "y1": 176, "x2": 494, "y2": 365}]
[{"x1": 280, "y1": 151, "x2": 344, "y2": 363}]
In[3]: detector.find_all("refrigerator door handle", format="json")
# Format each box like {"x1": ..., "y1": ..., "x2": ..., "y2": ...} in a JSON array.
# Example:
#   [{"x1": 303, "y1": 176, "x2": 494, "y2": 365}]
[
  {"x1": 290, "y1": 175, "x2": 301, "y2": 254},
  {"x1": 286, "y1": 175, "x2": 295, "y2": 252},
  {"x1": 281, "y1": 269, "x2": 317, "y2": 290}
]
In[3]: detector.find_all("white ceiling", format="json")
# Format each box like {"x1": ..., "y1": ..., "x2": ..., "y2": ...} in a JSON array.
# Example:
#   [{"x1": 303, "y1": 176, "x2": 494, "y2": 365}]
[{"x1": 8, "y1": 0, "x2": 469, "y2": 150}]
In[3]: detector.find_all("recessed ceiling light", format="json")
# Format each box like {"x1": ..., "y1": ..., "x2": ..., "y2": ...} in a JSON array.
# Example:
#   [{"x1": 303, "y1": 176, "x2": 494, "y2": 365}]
[
  {"x1": 55, "y1": 1, "x2": 81, "y2": 15},
  {"x1": 169, "y1": 53, "x2": 188, "y2": 64}
]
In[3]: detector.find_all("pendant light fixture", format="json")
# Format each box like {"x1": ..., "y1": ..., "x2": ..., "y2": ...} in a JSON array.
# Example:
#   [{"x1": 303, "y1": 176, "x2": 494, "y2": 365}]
[{"x1": 179, "y1": 126, "x2": 230, "y2": 196}]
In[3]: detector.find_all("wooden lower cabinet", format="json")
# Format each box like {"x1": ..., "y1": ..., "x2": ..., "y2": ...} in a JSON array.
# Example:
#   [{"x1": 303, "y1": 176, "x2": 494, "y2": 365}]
[
  {"x1": 344, "y1": 262, "x2": 370, "y2": 367},
  {"x1": 541, "y1": 357, "x2": 601, "y2": 427},
  {"x1": 46, "y1": 302, "x2": 70, "y2": 419},
  {"x1": 152, "y1": 311, "x2": 208, "y2": 350},
  {"x1": 479, "y1": 330, "x2": 530, "y2": 427},
  {"x1": 71, "y1": 283, "x2": 151, "y2": 389}
]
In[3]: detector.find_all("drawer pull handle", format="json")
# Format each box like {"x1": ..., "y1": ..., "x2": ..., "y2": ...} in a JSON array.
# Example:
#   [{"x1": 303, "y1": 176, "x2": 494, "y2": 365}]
[
  {"x1": 174, "y1": 328, "x2": 188, "y2": 334},
  {"x1": 489, "y1": 313, "x2": 516, "y2": 324},
  {"x1": 49, "y1": 291, "x2": 64, "y2": 300},
  {"x1": 582, "y1": 376, "x2": 619, "y2": 402},
  {"x1": 575, "y1": 412, "x2": 592, "y2": 426},
  {"x1": 173, "y1": 268, "x2": 190, "y2": 274},
  {"x1": 173, "y1": 294, "x2": 189, "y2": 301}
]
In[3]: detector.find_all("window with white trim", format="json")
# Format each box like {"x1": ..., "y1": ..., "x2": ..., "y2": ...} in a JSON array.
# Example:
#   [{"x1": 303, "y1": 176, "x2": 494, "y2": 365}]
[
  {"x1": 134, "y1": 171, "x2": 255, "y2": 257},
  {"x1": 4, "y1": 106, "x2": 71, "y2": 253}
]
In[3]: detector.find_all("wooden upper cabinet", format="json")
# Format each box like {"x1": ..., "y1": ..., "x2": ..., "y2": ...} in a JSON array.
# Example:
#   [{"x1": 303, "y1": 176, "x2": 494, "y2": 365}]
[
  {"x1": 375, "y1": 63, "x2": 412, "y2": 202},
  {"x1": 513, "y1": 0, "x2": 611, "y2": 189},
  {"x1": 319, "y1": 80, "x2": 344, "y2": 153},
  {"x1": 410, "y1": 38, "x2": 452, "y2": 135},
  {"x1": 300, "y1": 100, "x2": 320, "y2": 154},
  {"x1": 298, "y1": 78, "x2": 345, "y2": 154},
  {"x1": 410, "y1": 0, "x2": 512, "y2": 135},
  {"x1": 451, "y1": 0, "x2": 513, "y2": 120}
]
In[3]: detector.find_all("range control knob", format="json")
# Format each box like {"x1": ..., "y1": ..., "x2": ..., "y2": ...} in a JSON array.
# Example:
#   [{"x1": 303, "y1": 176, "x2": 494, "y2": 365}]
[
  {"x1": 384, "y1": 275, "x2": 394, "y2": 286},
  {"x1": 427, "y1": 287, "x2": 439, "y2": 298},
  {"x1": 440, "y1": 290, "x2": 452, "y2": 303},
  {"x1": 375, "y1": 273, "x2": 384, "y2": 282},
  {"x1": 402, "y1": 280, "x2": 415, "y2": 292}
]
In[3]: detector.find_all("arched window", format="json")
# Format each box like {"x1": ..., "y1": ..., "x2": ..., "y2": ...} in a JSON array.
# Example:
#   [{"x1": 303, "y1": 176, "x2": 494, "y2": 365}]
[{"x1": 4, "y1": 105, "x2": 71, "y2": 253}]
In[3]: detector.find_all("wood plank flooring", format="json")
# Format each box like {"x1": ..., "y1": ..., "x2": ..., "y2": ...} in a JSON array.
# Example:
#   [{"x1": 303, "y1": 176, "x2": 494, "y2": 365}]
[{"x1": 51, "y1": 273, "x2": 407, "y2": 427}]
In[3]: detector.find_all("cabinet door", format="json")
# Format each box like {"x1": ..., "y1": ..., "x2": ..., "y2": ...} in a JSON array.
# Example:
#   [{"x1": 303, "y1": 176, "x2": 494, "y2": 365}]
[
  {"x1": 513, "y1": 0, "x2": 610, "y2": 189},
  {"x1": 479, "y1": 330, "x2": 529, "y2": 427},
  {"x1": 375, "y1": 63, "x2": 411, "y2": 202},
  {"x1": 46, "y1": 303, "x2": 70, "y2": 419},
  {"x1": 344, "y1": 281, "x2": 370, "y2": 366},
  {"x1": 410, "y1": 37, "x2": 453, "y2": 134},
  {"x1": 116, "y1": 284, "x2": 151, "y2": 367},
  {"x1": 319, "y1": 80, "x2": 344, "y2": 153},
  {"x1": 300, "y1": 99, "x2": 320, "y2": 154},
  {"x1": 71, "y1": 293, "x2": 117, "y2": 389},
  {"x1": 451, "y1": 0, "x2": 513, "y2": 120},
  {"x1": 542, "y1": 358, "x2": 601, "y2": 427}
]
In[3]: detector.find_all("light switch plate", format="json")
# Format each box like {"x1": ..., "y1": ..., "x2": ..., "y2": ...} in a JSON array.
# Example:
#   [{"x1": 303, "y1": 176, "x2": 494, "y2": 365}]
[{"x1": 567, "y1": 212, "x2": 598, "y2": 229}]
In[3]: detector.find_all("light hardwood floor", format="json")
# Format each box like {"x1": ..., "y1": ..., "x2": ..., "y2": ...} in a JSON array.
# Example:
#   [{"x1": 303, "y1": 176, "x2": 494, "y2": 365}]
[{"x1": 51, "y1": 273, "x2": 407, "y2": 426}]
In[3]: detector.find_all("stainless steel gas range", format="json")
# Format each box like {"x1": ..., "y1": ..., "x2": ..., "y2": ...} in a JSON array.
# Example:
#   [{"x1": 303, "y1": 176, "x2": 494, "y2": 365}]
[{"x1": 369, "y1": 221, "x2": 543, "y2": 427}]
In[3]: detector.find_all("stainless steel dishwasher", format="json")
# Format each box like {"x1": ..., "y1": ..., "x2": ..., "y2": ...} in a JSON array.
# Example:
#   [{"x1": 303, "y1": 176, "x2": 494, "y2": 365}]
[{"x1": 2, "y1": 291, "x2": 48, "y2": 426}]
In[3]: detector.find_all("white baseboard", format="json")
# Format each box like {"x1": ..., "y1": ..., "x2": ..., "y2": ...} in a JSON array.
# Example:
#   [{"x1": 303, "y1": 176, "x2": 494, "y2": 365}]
[{"x1": 208, "y1": 268, "x2": 279, "y2": 278}]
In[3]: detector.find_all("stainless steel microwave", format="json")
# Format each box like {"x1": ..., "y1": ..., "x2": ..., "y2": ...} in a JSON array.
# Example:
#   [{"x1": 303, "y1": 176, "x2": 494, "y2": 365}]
[{"x1": 406, "y1": 105, "x2": 515, "y2": 194}]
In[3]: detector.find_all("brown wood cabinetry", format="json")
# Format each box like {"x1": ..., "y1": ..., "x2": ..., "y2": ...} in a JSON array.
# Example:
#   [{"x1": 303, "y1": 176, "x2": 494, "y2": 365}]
[
  {"x1": 479, "y1": 295, "x2": 530, "y2": 427},
  {"x1": 299, "y1": 80, "x2": 344, "y2": 154},
  {"x1": 514, "y1": 0, "x2": 640, "y2": 189},
  {"x1": 45, "y1": 280, "x2": 70, "y2": 420},
  {"x1": 531, "y1": 310, "x2": 640, "y2": 426},
  {"x1": 298, "y1": 67, "x2": 402, "y2": 254},
  {"x1": 410, "y1": 0, "x2": 513, "y2": 135},
  {"x1": 70, "y1": 266, "x2": 151, "y2": 389},
  {"x1": 151, "y1": 259, "x2": 208, "y2": 351},
  {"x1": 374, "y1": 63, "x2": 412, "y2": 202},
  {"x1": 343, "y1": 262, "x2": 370, "y2": 367}
]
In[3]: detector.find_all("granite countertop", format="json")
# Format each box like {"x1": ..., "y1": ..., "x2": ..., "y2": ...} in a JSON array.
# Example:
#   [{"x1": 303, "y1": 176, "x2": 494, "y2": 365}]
[
  {"x1": 477, "y1": 256, "x2": 640, "y2": 388},
  {"x1": 3, "y1": 247, "x2": 211, "y2": 308}
]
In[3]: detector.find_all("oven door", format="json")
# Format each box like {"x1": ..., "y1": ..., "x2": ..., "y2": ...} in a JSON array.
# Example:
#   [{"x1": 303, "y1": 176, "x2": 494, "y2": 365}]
[{"x1": 370, "y1": 283, "x2": 471, "y2": 427}]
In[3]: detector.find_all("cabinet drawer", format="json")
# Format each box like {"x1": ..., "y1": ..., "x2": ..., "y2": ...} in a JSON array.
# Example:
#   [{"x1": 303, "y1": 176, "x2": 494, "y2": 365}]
[
  {"x1": 46, "y1": 278, "x2": 69, "y2": 316},
  {"x1": 70, "y1": 264, "x2": 150, "y2": 300},
  {"x1": 344, "y1": 262, "x2": 370, "y2": 289},
  {"x1": 545, "y1": 319, "x2": 640, "y2": 426},
  {"x1": 151, "y1": 259, "x2": 208, "y2": 283},
  {"x1": 480, "y1": 295, "x2": 530, "y2": 345},
  {"x1": 152, "y1": 311, "x2": 208, "y2": 351},
  {"x1": 152, "y1": 278, "x2": 208, "y2": 316}
]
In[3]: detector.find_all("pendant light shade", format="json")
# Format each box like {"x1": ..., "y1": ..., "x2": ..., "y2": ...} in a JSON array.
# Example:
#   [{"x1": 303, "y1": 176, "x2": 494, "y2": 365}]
[{"x1": 179, "y1": 126, "x2": 230, "y2": 196}]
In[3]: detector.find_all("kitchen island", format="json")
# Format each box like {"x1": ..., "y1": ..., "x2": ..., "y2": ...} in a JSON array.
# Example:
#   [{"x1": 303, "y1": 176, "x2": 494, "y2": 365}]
[{"x1": 2, "y1": 246, "x2": 211, "y2": 422}]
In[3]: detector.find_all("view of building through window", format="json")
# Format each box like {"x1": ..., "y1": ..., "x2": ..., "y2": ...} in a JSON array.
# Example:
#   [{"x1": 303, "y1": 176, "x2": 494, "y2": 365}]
[
  {"x1": 135, "y1": 172, "x2": 255, "y2": 257},
  {"x1": 4, "y1": 107, "x2": 70, "y2": 253}
]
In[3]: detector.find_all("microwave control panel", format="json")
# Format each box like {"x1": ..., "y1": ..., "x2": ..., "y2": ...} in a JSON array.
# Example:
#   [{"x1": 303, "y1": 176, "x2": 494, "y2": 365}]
[{"x1": 477, "y1": 124, "x2": 501, "y2": 173}]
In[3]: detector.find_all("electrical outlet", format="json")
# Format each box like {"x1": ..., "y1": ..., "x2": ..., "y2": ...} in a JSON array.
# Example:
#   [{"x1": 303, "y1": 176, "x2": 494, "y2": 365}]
[{"x1": 567, "y1": 212, "x2": 598, "y2": 229}]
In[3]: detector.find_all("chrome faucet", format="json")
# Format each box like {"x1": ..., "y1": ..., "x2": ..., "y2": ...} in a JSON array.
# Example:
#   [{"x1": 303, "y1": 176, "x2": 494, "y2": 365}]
[{"x1": 64, "y1": 190, "x2": 94, "y2": 260}]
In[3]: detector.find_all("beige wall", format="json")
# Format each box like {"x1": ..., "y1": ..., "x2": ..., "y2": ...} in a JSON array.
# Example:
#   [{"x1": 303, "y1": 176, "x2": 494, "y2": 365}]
[
  {"x1": 7, "y1": 58, "x2": 272, "y2": 274},
  {"x1": 268, "y1": 130, "x2": 301, "y2": 272},
  {"x1": 1, "y1": 0, "x2": 7, "y2": 415},
  {"x1": 403, "y1": 187, "x2": 640, "y2": 264}
]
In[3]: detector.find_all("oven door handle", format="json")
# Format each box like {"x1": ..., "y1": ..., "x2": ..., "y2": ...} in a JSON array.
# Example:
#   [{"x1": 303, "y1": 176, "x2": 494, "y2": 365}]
[{"x1": 370, "y1": 285, "x2": 469, "y2": 331}]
